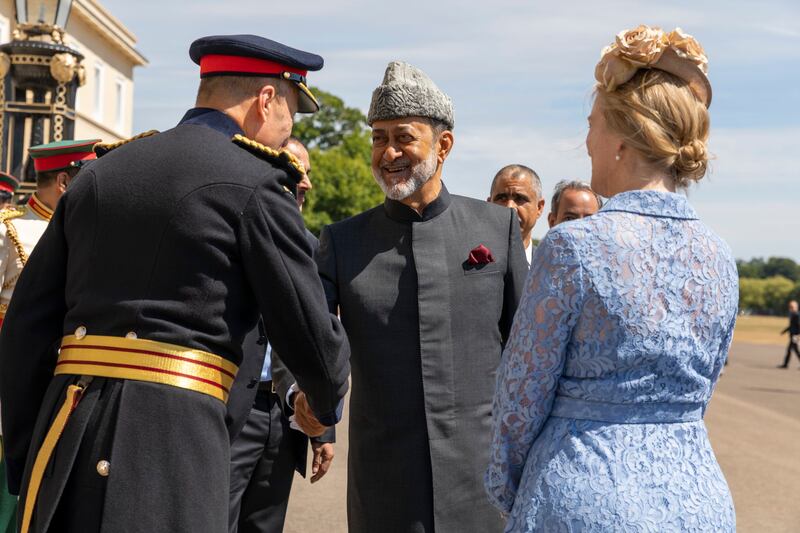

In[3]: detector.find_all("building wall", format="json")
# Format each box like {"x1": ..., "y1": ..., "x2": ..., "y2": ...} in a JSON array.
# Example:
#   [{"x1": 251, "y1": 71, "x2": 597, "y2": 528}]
[{"x1": 0, "y1": 0, "x2": 146, "y2": 144}]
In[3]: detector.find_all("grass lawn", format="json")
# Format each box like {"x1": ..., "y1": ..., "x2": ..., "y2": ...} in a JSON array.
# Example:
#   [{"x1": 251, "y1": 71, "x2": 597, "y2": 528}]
[{"x1": 733, "y1": 315, "x2": 790, "y2": 346}]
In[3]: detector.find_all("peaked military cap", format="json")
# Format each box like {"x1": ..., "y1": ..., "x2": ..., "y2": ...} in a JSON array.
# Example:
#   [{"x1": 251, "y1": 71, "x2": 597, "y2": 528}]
[
  {"x1": 0, "y1": 172, "x2": 19, "y2": 194},
  {"x1": 29, "y1": 139, "x2": 101, "y2": 173},
  {"x1": 190, "y1": 34, "x2": 323, "y2": 114}
]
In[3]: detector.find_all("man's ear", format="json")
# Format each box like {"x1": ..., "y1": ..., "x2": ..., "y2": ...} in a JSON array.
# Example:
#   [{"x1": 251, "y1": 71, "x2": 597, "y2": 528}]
[
  {"x1": 537, "y1": 198, "x2": 546, "y2": 216},
  {"x1": 437, "y1": 130, "x2": 454, "y2": 163},
  {"x1": 56, "y1": 171, "x2": 70, "y2": 193},
  {"x1": 256, "y1": 83, "x2": 277, "y2": 122}
]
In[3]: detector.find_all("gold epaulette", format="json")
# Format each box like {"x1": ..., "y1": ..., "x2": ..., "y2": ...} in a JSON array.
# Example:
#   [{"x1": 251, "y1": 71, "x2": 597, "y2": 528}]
[
  {"x1": 94, "y1": 130, "x2": 159, "y2": 157},
  {"x1": 0, "y1": 206, "x2": 25, "y2": 222},
  {"x1": 231, "y1": 134, "x2": 305, "y2": 181}
]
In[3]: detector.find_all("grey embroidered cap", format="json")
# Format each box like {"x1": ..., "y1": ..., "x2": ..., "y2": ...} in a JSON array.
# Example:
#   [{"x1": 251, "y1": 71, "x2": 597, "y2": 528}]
[{"x1": 367, "y1": 61, "x2": 454, "y2": 130}]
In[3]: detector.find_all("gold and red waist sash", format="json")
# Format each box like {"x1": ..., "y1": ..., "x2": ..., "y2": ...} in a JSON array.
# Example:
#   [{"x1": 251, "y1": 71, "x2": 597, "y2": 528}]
[
  {"x1": 20, "y1": 335, "x2": 237, "y2": 533},
  {"x1": 56, "y1": 334, "x2": 238, "y2": 403}
]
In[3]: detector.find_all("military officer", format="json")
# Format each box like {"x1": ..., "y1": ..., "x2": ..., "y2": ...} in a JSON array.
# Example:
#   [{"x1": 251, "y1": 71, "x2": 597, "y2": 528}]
[
  {"x1": 0, "y1": 35, "x2": 350, "y2": 533},
  {"x1": 0, "y1": 140, "x2": 98, "y2": 326},
  {"x1": 0, "y1": 172, "x2": 19, "y2": 210}
]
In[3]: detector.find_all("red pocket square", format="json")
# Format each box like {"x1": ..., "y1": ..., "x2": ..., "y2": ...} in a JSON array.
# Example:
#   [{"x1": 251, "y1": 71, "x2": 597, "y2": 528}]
[{"x1": 467, "y1": 244, "x2": 495, "y2": 265}]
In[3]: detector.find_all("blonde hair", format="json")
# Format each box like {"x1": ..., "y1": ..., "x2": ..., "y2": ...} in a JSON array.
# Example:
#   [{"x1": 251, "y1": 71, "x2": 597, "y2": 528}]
[{"x1": 597, "y1": 69, "x2": 710, "y2": 186}]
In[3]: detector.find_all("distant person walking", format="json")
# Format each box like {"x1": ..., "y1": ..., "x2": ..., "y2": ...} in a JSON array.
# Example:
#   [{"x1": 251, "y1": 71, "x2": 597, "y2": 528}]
[{"x1": 778, "y1": 300, "x2": 800, "y2": 368}]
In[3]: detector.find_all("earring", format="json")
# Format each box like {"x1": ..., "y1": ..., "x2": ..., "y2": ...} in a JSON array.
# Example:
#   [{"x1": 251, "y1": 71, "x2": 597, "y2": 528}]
[{"x1": 615, "y1": 154, "x2": 621, "y2": 161}]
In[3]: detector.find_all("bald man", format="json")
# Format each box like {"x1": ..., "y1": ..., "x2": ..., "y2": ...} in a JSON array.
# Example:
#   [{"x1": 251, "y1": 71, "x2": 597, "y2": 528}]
[
  {"x1": 488, "y1": 164, "x2": 545, "y2": 266},
  {"x1": 284, "y1": 137, "x2": 313, "y2": 211}
]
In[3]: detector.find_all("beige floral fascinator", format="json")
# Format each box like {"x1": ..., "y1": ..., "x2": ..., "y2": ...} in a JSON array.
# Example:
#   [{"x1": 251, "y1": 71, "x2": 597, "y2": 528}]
[{"x1": 595, "y1": 25, "x2": 712, "y2": 107}]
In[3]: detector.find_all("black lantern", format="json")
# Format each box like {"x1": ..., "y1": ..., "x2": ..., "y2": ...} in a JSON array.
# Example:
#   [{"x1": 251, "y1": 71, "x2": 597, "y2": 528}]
[{"x1": 0, "y1": 0, "x2": 82, "y2": 193}]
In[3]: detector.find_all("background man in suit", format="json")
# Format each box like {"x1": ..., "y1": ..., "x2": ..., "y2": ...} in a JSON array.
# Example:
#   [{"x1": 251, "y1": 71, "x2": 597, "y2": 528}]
[
  {"x1": 229, "y1": 137, "x2": 335, "y2": 533},
  {"x1": 488, "y1": 164, "x2": 544, "y2": 266},
  {"x1": 547, "y1": 179, "x2": 602, "y2": 228},
  {"x1": 778, "y1": 300, "x2": 800, "y2": 368},
  {"x1": 316, "y1": 61, "x2": 528, "y2": 533}
]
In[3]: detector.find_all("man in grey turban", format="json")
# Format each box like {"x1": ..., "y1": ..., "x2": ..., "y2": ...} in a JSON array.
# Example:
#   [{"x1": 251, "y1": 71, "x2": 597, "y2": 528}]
[{"x1": 315, "y1": 61, "x2": 528, "y2": 532}]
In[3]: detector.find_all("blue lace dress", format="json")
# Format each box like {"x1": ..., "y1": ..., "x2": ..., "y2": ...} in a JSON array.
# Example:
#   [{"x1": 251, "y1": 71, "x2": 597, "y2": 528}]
[{"x1": 485, "y1": 190, "x2": 738, "y2": 532}]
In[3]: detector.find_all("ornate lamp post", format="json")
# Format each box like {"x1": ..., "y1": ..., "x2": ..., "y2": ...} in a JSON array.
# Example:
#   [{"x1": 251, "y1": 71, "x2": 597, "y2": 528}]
[{"x1": 0, "y1": 0, "x2": 85, "y2": 190}]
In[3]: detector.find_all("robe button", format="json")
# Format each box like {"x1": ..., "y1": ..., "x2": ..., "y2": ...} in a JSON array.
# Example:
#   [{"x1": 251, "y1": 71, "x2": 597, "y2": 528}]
[
  {"x1": 125, "y1": 331, "x2": 137, "y2": 339},
  {"x1": 96, "y1": 460, "x2": 110, "y2": 477},
  {"x1": 74, "y1": 326, "x2": 87, "y2": 340}
]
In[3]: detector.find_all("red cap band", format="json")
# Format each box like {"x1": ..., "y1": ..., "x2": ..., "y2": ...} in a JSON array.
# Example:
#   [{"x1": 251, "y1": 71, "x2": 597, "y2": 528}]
[
  {"x1": 33, "y1": 151, "x2": 97, "y2": 172},
  {"x1": 200, "y1": 55, "x2": 307, "y2": 78}
]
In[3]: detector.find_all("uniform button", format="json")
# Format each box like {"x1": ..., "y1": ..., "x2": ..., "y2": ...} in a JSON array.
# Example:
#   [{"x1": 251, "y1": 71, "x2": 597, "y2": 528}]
[
  {"x1": 125, "y1": 331, "x2": 137, "y2": 339},
  {"x1": 96, "y1": 460, "x2": 110, "y2": 477},
  {"x1": 74, "y1": 326, "x2": 87, "y2": 340}
]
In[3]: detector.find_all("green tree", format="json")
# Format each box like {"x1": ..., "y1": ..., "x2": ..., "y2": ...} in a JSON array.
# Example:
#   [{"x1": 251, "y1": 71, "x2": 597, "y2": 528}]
[
  {"x1": 790, "y1": 281, "x2": 800, "y2": 305},
  {"x1": 739, "y1": 277, "x2": 767, "y2": 313},
  {"x1": 295, "y1": 88, "x2": 383, "y2": 235},
  {"x1": 763, "y1": 257, "x2": 800, "y2": 282},
  {"x1": 736, "y1": 257, "x2": 800, "y2": 281},
  {"x1": 739, "y1": 276, "x2": 795, "y2": 315},
  {"x1": 736, "y1": 258, "x2": 765, "y2": 278},
  {"x1": 293, "y1": 87, "x2": 367, "y2": 150},
  {"x1": 762, "y1": 276, "x2": 796, "y2": 314}
]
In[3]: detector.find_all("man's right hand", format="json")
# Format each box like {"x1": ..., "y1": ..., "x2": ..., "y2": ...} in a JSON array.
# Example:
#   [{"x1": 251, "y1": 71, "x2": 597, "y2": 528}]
[{"x1": 293, "y1": 391, "x2": 327, "y2": 437}]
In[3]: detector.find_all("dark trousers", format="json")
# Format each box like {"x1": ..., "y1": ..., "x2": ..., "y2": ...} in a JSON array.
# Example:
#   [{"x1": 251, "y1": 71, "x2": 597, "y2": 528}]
[
  {"x1": 229, "y1": 386, "x2": 296, "y2": 533},
  {"x1": 781, "y1": 338, "x2": 800, "y2": 367}
]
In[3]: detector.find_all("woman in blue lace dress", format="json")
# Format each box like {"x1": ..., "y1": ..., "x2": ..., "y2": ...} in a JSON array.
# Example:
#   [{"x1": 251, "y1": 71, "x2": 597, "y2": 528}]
[{"x1": 486, "y1": 25, "x2": 738, "y2": 532}]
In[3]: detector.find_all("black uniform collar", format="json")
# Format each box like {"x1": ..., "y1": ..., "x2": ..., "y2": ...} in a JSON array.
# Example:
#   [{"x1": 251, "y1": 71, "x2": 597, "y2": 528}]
[
  {"x1": 384, "y1": 182, "x2": 451, "y2": 223},
  {"x1": 178, "y1": 107, "x2": 244, "y2": 138}
]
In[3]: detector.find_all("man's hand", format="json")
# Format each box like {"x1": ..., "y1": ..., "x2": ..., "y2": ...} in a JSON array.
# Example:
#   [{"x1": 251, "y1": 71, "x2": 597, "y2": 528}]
[
  {"x1": 293, "y1": 391, "x2": 327, "y2": 437},
  {"x1": 310, "y1": 442, "x2": 334, "y2": 483}
]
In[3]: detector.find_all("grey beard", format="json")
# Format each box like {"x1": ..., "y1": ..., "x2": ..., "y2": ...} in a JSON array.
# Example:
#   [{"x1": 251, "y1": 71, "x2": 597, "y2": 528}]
[{"x1": 373, "y1": 151, "x2": 438, "y2": 201}]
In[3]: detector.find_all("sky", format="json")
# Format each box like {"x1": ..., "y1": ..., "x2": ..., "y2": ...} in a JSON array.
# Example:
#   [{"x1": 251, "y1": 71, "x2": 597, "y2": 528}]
[{"x1": 101, "y1": 0, "x2": 800, "y2": 261}]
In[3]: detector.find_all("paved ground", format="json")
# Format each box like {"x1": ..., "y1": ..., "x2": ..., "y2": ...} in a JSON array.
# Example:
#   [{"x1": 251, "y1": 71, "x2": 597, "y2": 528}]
[
  {"x1": 284, "y1": 341, "x2": 800, "y2": 532},
  {"x1": 704, "y1": 341, "x2": 800, "y2": 533}
]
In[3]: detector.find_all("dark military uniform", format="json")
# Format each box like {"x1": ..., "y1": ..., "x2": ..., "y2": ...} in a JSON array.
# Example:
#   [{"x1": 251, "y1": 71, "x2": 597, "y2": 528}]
[{"x1": 0, "y1": 95, "x2": 350, "y2": 532}]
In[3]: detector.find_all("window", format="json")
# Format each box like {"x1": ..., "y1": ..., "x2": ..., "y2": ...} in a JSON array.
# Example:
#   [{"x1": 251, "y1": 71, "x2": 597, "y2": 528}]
[
  {"x1": 115, "y1": 78, "x2": 124, "y2": 131},
  {"x1": 93, "y1": 61, "x2": 104, "y2": 120},
  {"x1": 0, "y1": 18, "x2": 9, "y2": 44}
]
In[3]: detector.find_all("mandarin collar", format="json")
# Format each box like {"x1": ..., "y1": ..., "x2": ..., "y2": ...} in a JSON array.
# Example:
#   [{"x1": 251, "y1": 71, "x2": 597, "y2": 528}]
[
  {"x1": 383, "y1": 182, "x2": 452, "y2": 223},
  {"x1": 178, "y1": 107, "x2": 244, "y2": 138},
  {"x1": 600, "y1": 190, "x2": 698, "y2": 220}
]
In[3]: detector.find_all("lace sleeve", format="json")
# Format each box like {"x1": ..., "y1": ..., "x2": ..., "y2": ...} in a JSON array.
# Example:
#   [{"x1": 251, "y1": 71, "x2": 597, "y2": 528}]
[{"x1": 485, "y1": 227, "x2": 586, "y2": 512}]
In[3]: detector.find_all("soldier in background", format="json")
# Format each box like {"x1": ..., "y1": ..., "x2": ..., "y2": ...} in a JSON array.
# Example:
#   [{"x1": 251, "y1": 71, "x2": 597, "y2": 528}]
[
  {"x1": 0, "y1": 173, "x2": 19, "y2": 210},
  {"x1": 0, "y1": 140, "x2": 98, "y2": 326}
]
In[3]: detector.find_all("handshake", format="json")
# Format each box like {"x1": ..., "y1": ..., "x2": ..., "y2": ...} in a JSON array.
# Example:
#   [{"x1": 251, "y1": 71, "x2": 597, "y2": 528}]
[{"x1": 288, "y1": 387, "x2": 328, "y2": 438}]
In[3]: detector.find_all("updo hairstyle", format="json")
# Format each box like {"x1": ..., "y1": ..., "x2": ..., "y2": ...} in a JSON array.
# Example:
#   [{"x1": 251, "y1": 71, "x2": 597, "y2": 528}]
[{"x1": 596, "y1": 68, "x2": 710, "y2": 186}]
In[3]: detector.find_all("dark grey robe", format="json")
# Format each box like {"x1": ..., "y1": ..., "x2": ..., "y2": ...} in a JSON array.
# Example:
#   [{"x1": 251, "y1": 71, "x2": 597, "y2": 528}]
[{"x1": 317, "y1": 184, "x2": 527, "y2": 533}]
